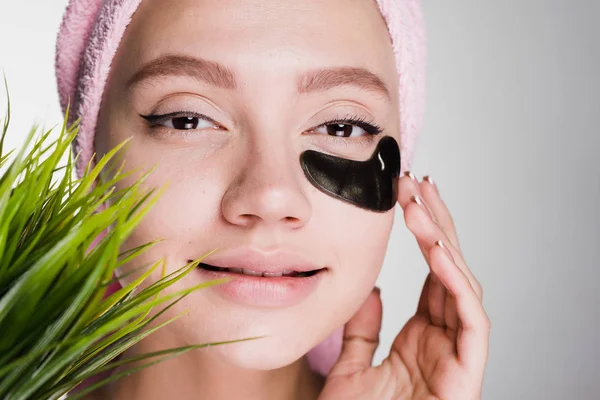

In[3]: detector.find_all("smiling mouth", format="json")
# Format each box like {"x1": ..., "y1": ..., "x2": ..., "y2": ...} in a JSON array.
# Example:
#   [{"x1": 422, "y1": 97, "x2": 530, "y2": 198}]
[{"x1": 198, "y1": 263, "x2": 323, "y2": 278}]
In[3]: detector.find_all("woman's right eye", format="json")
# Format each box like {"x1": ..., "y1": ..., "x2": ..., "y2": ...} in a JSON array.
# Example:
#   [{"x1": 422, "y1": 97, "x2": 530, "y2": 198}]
[{"x1": 140, "y1": 112, "x2": 221, "y2": 131}]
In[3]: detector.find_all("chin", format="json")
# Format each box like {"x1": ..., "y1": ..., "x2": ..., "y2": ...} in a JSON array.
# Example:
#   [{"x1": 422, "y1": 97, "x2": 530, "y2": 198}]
[{"x1": 204, "y1": 332, "x2": 312, "y2": 370}]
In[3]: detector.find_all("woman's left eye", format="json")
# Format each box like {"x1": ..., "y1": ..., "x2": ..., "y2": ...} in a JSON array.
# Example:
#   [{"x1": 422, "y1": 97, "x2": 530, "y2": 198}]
[
  {"x1": 314, "y1": 123, "x2": 368, "y2": 138},
  {"x1": 311, "y1": 117, "x2": 383, "y2": 138}
]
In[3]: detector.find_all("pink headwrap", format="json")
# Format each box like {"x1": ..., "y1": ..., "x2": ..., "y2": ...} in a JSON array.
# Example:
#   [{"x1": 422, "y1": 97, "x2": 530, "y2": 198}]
[{"x1": 55, "y1": 0, "x2": 427, "y2": 383}]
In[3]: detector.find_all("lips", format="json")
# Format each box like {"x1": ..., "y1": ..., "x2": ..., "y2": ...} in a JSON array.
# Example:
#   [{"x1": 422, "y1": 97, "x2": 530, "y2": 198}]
[
  {"x1": 198, "y1": 263, "x2": 323, "y2": 278},
  {"x1": 192, "y1": 247, "x2": 326, "y2": 307},
  {"x1": 191, "y1": 247, "x2": 325, "y2": 276}
]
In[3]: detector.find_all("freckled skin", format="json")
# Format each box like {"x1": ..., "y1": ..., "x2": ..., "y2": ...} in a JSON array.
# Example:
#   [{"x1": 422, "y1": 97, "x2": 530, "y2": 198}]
[{"x1": 89, "y1": 0, "x2": 400, "y2": 398}]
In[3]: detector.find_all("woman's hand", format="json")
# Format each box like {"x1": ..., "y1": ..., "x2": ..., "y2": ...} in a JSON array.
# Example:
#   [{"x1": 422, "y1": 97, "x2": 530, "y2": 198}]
[{"x1": 317, "y1": 173, "x2": 490, "y2": 400}]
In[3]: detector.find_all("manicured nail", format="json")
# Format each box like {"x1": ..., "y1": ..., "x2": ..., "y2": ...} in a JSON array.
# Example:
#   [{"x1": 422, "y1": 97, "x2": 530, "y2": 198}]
[
  {"x1": 403, "y1": 171, "x2": 417, "y2": 181},
  {"x1": 423, "y1": 175, "x2": 438, "y2": 193},
  {"x1": 435, "y1": 240, "x2": 455, "y2": 262},
  {"x1": 410, "y1": 194, "x2": 436, "y2": 221},
  {"x1": 410, "y1": 194, "x2": 423, "y2": 206}
]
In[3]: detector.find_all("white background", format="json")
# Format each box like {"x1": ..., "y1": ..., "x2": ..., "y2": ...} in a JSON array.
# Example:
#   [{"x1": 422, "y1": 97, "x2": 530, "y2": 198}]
[{"x1": 1, "y1": 1, "x2": 599, "y2": 398}]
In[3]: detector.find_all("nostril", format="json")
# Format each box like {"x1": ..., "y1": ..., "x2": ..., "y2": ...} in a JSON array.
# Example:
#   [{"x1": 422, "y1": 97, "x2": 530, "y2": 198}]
[
  {"x1": 283, "y1": 216, "x2": 304, "y2": 229},
  {"x1": 232, "y1": 214, "x2": 258, "y2": 226}
]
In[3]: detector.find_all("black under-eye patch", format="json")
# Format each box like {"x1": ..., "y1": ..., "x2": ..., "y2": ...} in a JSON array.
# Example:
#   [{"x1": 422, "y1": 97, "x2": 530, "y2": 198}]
[{"x1": 300, "y1": 136, "x2": 401, "y2": 212}]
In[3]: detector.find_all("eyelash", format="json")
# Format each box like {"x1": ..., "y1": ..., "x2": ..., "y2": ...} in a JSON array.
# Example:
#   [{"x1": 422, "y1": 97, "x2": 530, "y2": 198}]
[
  {"x1": 140, "y1": 111, "x2": 222, "y2": 130},
  {"x1": 139, "y1": 111, "x2": 384, "y2": 142},
  {"x1": 314, "y1": 115, "x2": 383, "y2": 135}
]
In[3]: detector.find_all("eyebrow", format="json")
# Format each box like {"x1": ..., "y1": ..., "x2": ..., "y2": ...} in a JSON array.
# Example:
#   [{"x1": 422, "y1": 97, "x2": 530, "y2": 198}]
[{"x1": 126, "y1": 54, "x2": 391, "y2": 100}]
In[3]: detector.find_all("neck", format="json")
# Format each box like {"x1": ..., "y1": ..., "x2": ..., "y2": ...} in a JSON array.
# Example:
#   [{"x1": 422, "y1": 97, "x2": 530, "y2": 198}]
[{"x1": 83, "y1": 331, "x2": 325, "y2": 400}]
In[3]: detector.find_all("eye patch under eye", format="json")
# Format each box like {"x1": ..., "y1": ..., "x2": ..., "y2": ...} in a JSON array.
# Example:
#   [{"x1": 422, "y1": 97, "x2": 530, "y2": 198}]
[{"x1": 300, "y1": 136, "x2": 401, "y2": 212}]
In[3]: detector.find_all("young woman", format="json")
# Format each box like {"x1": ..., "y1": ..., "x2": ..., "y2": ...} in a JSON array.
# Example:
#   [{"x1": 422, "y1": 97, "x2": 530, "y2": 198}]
[{"x1": 56, "y1": 0, "x2": 490, "y2": 398}]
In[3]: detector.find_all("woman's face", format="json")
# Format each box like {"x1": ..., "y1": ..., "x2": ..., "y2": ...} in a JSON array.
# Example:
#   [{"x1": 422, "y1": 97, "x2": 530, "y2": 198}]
[{"x1": 96, "y1": 0, "x2": 399, "y2": 369}]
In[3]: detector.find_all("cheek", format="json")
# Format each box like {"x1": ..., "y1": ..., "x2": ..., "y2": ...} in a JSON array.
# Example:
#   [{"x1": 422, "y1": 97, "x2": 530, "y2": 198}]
[
  {"x1": 336, "y1": 211, "x2": 393, "y2": 278},
  {"x1": 311, "y1": 190, "x2": 394, "y2": 280},
  {"x1": 111, "y1": 149, "x2": 227, "y2": 285},
  {"x1": 118, "y1": 134, "x2": 228, "y2": 227},
  {"x1": 295, "y1": 203, "x2": 393, "y2": 340}
]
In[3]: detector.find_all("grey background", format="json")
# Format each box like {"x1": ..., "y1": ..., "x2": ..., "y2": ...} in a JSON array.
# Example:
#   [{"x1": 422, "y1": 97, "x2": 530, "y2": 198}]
[{"x1": 1, "y1": 1, "x2": 598, "y2": 398}]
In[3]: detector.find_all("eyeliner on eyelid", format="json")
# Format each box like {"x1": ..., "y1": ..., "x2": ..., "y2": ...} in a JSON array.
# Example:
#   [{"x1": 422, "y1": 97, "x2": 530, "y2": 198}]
[
  {"x1": 139, "y1": 111, "x2": 219, "y2": 126},
  {"x1": 139, "y1": 111, "x2": 384, "y2": 141},
  {"x1": 316, "y1": 115, "x2": 383, "y2": 135}
]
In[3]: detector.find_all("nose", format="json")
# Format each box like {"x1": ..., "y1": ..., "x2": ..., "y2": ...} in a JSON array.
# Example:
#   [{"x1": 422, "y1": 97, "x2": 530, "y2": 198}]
[{"x1": 221, "y1": 140, "x2": 312, "y2": 230}]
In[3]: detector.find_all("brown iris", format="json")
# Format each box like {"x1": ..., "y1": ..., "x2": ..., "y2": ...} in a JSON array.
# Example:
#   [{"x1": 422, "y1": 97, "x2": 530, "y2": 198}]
[
  {"x1": 328, "y1": 123, "x2": 353, "y2": 137},
  {"x1": 172, "y1": 116, "x2": 200, "y2": 130}
]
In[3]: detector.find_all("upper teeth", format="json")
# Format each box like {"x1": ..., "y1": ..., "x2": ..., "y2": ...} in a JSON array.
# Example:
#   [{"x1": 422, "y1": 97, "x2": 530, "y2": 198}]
[
  {"x1": 230, "y1": 268, "x2": 295, "y2": 277},
  {"x1": 200, "y1": 263, "x2": 307, "y2": 277}
]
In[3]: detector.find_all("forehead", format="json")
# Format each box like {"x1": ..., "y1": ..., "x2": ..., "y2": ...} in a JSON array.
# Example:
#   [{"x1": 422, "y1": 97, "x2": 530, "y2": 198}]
[{"x1": 116, "y1": 0, "x2": 397, "y2": 93}]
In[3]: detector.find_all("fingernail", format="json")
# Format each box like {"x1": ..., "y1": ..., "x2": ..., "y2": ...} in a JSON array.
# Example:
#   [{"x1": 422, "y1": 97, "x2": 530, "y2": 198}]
[
  {"x1": 403, "y1": 171, "x2": 417, "y2": 181},
  {"x1": 410, "y1": 195, "x2": 436, "y2": 221},
  {"x1": 410, "y1": 194, "x2": 423, "y2": 206},
  {"x1": 422, "y1": 175, "x2": 435, "y2": 187},
  {"x1": 410, "y1": 195, "x2": 429, "y2": 214},
  {"x1": 435, "y1": 240, "x2": 455, "y2": 262},
  {"x1": 423, "y1": 175, "x2": 439, "y2": 195}
]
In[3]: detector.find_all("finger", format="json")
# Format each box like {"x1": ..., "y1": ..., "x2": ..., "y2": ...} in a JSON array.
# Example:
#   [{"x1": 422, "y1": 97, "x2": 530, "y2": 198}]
[
  {"x1": 444, "y1": 290, "x2": 460, "y2": 342},
  {"x1": 416, "y1": 274, "x2": 432, "y2": 318},
  {"x1": 430, "y1": 241, "x2": 490, "y2": 372},
  {"x1": 400, "y1": 194, "x2": 447, "y2": 327},
  {"x1": 404, "y1": 195, "x2": 483, "y2": 301},
  {"x1": 419, "y1": 176, "x2": 461, "y2": 251},
  {"x1": 407, "y1": 213, "x2": 463, "y2": 341},
  {"x1": 329, "y1": 287, "x2": 383, "y2": 377},
  {"x1": 397, "y1": 173, "x2": 434, "y2": 266},
  {"x1": 397, "y1": 174, "x2": 444, "y2": 268},
  {"x1": 399, "y1": 193, "x2": 433, "y2": 266},
  {"x1": 398, "y1": 171, "x2": 441, "y2": 225},
  {"x1": 397, "y1": 171, "x2": 426, "y2": 210},
  {"x1": 428, "y1": 271, "x2": 447, "y2": 327}
]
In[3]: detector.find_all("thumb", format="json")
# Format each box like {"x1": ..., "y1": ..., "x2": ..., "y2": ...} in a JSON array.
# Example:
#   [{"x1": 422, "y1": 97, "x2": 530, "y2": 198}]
[{"x1": 329, "y1": 287, "x2": 383, "y2": 377}]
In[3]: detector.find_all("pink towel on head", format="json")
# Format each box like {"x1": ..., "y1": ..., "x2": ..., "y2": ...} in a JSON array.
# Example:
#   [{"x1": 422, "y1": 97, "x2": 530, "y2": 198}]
[{"x1": 55, "y1": 0, "x2": 427, "y2": 387}]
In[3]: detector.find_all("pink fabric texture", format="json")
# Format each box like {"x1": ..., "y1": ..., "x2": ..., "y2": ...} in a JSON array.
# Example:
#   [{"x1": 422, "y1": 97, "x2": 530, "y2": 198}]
[{"x1": 55, "y1": 0, "x2": 427, "y2": 384}]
